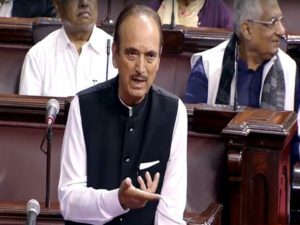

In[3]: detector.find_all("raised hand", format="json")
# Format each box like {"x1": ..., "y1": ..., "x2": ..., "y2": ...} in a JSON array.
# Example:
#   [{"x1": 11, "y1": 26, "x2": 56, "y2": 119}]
[{"x1": 118, "y1": 172, "x2": 160, "y2": 209}]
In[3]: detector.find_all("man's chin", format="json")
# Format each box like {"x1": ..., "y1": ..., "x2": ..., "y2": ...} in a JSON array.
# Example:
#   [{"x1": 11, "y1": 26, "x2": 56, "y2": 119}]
[
  {"x1": 263, "y1": 49, "x2": 279, "y2": 61},
  {"x1": 128, "y1": 91, "x2": 147, "y2": 105}
]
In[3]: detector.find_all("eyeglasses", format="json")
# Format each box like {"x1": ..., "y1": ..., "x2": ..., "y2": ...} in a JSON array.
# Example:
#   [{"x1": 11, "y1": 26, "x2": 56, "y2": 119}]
[{"x1": 247, "y1": 16, "x2": 286, "y2": 29}]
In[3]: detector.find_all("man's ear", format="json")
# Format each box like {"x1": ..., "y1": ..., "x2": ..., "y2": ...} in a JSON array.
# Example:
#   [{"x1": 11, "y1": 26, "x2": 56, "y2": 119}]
[
  {"x1": 155, "y1": 46, "x2": 162, "y2": 71},
  {"x1": 52, "y1": 0, "x2": 62, "y2": 18},
  {"x1": 112, "y1": 42, "x2": 118, "y2": 69},
  {"x1": 240, "y1": 22, "x2": 252, "y2": 40}
]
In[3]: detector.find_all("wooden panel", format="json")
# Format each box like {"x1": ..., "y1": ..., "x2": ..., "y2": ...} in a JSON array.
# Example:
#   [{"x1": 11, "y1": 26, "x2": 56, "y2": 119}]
[
  {"x1": 222, "y1": 109, "x2": 297, "y2": 225},
  {"x1": 0, "y1": 202, "x2": 63, "y2": 225},
  {"x1": 0, "y1": 17, "x2": 33, "y2": 44},
  {"x1": 0, "y1": 125, "x2": 64, "y2": 204},
  {"x1": 0, "y1": 96, "x2": 229, "y2": 224},
  {"x1": 0, "y1": 95, "x2": 68, "y2": 224},
  {"x1": 186, "y1": 132, "x2": 226, "y2": 214},
  {"x1": 0, "y1": 44, "x2": 29, "y2": 94},
  {"x1": 0, "y1": 16, "x2": 299, "y2": 96},
  {"x1": 0, "y1": 96, "x2": 297, "y2": 225}
]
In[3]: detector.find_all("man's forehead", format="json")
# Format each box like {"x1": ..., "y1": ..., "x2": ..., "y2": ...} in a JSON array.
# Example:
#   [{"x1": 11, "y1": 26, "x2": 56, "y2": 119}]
[
  {"x1": 119, "y1": 23, "x2": 160, "y2": 43},
  {"x1": 124, "y1": 46, "x2": 159, "y2": 54},
  {"x1": 58, "y1": 0, "x2": 97, "y2": 4},
  {"x1": 118, "y1": 36, "x2": 160, "y2": 54},
  {"x1": 260, "y1": 1, "x2": 281, "y2": 14},
  {"x1": 122, "y1": 14, "x2": 157, "y2": 27},
  {"x1": 121, "y1": 16, "x2": 159, "y2": 38}
]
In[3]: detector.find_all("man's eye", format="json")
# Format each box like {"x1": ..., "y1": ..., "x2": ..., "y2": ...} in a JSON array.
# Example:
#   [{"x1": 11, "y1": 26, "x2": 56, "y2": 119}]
[
  {"x1": 146, "y1": 53, "x2": 157, "y2": 62},
  {"x1": 129, "y1": 52, "x2": 137, "y2": 56},
  {"x1": 270, "y1": 18, "x2": 277, "y2": 26},
  {"x1": 126, "y1": 51, "x2": 138, "y2": 59}
]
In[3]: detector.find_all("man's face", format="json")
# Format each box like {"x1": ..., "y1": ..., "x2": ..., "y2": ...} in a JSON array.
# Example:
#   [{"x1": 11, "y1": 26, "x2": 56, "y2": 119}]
[
  {"x1": 112, "y1": 14, "x2": 161, "y2": 106},
  {"x1": 57, "y1": 0, "x2": 98, "y2": 30},
  {"x1": 245, "y1": 1, "x2": 285, "y2": 60}
]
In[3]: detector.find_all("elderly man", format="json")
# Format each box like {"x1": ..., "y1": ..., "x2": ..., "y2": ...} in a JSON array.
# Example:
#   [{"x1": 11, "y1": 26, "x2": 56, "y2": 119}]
[
  {"x1": 58, "y1": 3, "x2": 187, "y2": 225},
  {"x1": 19, "y1": 0, "x2": 117, "y2": 97},
  {"x1": 185, "y1": 0, "x2": 299, "y2": 111}
]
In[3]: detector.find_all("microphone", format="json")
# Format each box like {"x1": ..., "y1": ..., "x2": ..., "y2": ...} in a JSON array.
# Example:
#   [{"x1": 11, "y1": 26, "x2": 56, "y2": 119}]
[
  {"x1": 280, "y1": 34, "x2": 287, "y2": 42},
  {"x1": 46, "y1": 98, "x2": 60, "y2": 127},
  {"x1": 26, "y1": 199, "x2": 40, "y2": 225},
  {"x1": 106, "y1": 39, "x2": 111, "y2": 81},
  {"x1": 101, "y1": 0, "x2": 114, "y2": 25},
  {"x1": 170, "y1": 0, "x2": 175, "y2": 29},
  {"x1": 233, "y1": 42, "x2": 239, "y2": 111}
]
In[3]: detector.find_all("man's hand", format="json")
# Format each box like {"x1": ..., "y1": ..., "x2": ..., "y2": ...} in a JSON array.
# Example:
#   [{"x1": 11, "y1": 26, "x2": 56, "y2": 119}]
[{"x1": 118, "y1": 172, "x2": 160, "y2": 209}]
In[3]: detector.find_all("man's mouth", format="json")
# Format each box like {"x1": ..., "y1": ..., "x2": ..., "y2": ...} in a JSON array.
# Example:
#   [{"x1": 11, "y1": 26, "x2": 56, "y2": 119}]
[
  {"x1": 78, "y1": 11, "x2": 91, "y2": 17},
  {"x1": 132, "y1": 77, "x2": 146, "y2": 82},
  {"x1": 131, "y1": 75, "x2": 147, "y2": 88}
]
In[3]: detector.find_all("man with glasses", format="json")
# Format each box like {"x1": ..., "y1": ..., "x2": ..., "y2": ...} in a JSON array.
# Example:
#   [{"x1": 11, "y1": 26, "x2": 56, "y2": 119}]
[
  {"x1": 184, "y1": 0, "x2": 300, "y2": 208},
  {"x1": 19, "y1": 0, "x2": 117, "y2": 96},
  {"x1": 184, "y1": 0, "x2": 299, "y2": 111}
]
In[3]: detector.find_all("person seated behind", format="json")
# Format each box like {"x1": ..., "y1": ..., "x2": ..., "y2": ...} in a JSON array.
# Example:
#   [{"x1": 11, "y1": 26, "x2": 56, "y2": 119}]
[
  {"x1": 19, "y1": 0, "x2": 117, "y2": 97},
  {"x1": 58, "y1": 3, "x2": 187, "y2": 225},
  {"x1": 149, "y1": 0, "x2": 233, "y2": 29},
  {"x1": 0, "y1": 0, "x2": 56, "y2": 18},
  {"x1": 185, "y1": 0, "x2": 300, "y2": 111}
]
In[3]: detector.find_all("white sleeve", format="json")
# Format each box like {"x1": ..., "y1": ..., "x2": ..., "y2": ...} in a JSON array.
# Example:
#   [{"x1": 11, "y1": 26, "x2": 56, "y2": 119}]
[
  {"x1": 58, "y1": 96, "x2": 127, "y2": 224},
  {"x1": 19, "y1": 50, "x2": 43, "y2": 96},
  {"x1": 155, "y1": 99, "x2": 187, "y2": 225}
]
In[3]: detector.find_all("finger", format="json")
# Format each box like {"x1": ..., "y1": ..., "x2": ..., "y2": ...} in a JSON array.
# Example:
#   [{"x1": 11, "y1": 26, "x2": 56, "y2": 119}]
[
  {"x1": 137, "y1": 175, "x2": 147, "y2": 191},
  {"x1": 145, "y1": 171, "x2": 152, "y2": 189},
  {"x1": 131, "y1": 187, "x2": 160, "y2": 201},
  {"x1": 119, "y1": 177, "x2": 133, "y2": 195},
  {"x1": 123, "y1": 177, "x2": 132, "y2": 189},
  {"x1": 153, "y1": 172, "x2": 160, "y2": 183},
  {"x1": 149, "y1": 172, "x2": 160, "y2": 192},
  {"x1": 118, "y1": 177, "x2": 133, "y2": 209}
]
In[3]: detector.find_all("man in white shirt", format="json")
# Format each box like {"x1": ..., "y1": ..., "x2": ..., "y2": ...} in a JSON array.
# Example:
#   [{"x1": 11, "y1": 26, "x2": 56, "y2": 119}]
[
  {"x1": 19, "y1": 0, "x2": 117, "y2": 97},
  {"x1": 58, "y1": 4, "x2": 187, "y2": 225}
]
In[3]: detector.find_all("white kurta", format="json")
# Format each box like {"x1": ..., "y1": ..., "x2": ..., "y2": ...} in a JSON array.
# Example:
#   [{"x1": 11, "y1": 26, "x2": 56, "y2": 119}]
[
  {"x1": 19, "y1": 26, "x2": 117, "y2": 97},
  {"x1": 0, "y1": 0, "x2": 13, "y2": 17},
  {"x1": 58, "y1": 95, "x2": 187, "y2": 224},
  {"x1": 190, "y1": 40, "x2": 297, "y2": 110}
]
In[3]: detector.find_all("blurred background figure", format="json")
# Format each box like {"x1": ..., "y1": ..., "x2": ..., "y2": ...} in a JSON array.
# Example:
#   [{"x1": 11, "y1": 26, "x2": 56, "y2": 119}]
[
  {"x1": 0, "y1": 0, "x2": 56, "y2": 18},
  {"x1": 19, "y1": 0, "x2": 117, "y2": 97},
  {"x1": 149, "y1": 0, "x2": 233, "y2": 29}
]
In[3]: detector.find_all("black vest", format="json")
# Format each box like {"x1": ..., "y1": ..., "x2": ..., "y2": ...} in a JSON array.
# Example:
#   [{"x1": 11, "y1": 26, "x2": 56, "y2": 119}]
[{"x1": 66, "y1": 77, "x2": 178, "y2": 225}]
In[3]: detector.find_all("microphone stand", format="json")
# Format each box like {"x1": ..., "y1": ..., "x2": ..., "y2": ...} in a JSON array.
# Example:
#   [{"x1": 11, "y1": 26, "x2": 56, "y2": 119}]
[
  {"x1": 106, "y1": 39, "x2": 111, "y2": 81},
  {"x1": 170, "y1": 0, "x2": 175, "y2": 29},
  {"x1": 45, "y1": 126, "x2": 53, "y2": 208},
  {"x1": 101, "y1": 0, "x2": 114, "y2": 26},
  {"x1": 233, "y1": 42, "x2": 239, "y2": 111}
]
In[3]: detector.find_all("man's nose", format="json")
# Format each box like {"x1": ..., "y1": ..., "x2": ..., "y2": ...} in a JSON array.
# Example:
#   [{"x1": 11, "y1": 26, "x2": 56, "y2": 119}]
[
  {"x1": 275, "y1": 20, "x2": 286, "y2": 37},
  {"x1": 79, "y1": 0, "x2": 88, "y2": 6},
  {"x1": 135, "y1": 56, "x2": 146, "y2": 74}
]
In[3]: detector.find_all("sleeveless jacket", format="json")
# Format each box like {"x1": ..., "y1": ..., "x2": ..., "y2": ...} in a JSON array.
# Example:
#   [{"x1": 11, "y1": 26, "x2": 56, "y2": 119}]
[{"x1": 66, "y1": 76, "x2": 179, "y2": 225}]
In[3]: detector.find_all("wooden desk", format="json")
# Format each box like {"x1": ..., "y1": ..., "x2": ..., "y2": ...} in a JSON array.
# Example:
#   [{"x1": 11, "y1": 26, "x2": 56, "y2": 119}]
[
  {"x1": 0, "y1": 202, "x2": 63, "y2": 225},
  {"x1": 221, "y1": 109, "x2": 297, "y2": 225},
  {"x1": 0, "y1": 95, "x2": 68, "y2": 224},
  {"x1": 0, "y1": 96, "x2": 297, "y2": 225},
  {"x1": 0, "y1": 17, "x2": 299, "y2": 97}
]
